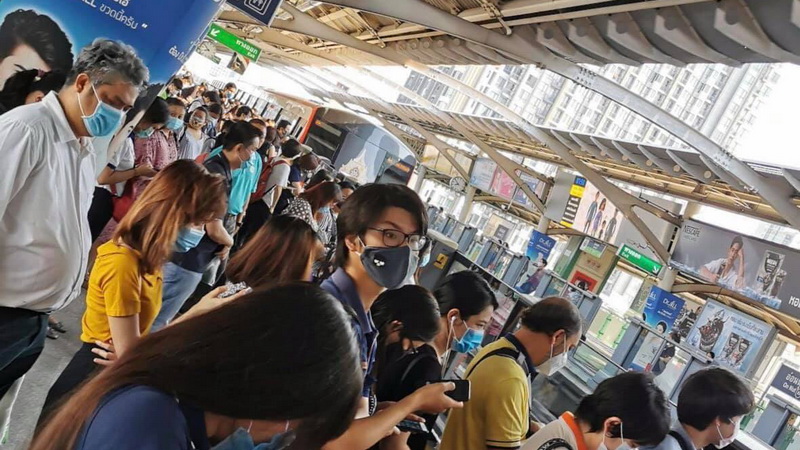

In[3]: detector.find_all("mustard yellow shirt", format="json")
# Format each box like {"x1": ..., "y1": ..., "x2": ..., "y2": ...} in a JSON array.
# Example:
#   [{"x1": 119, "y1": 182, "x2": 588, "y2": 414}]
[
  {"x1": 440, "y1": 337, "x2": 531, "y2": 450},
  {"x1": 80, "y1": 241, "x2": 163, "y2": 343}
]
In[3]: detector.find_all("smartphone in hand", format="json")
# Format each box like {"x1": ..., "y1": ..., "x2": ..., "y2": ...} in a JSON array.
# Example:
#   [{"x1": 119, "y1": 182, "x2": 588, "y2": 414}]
[
  {"x1": 397, "y1": 419, "x2": 429, "y2": 434},
  {"x1": 434, "y1": 379, "x2": 471, "y2": 402}
]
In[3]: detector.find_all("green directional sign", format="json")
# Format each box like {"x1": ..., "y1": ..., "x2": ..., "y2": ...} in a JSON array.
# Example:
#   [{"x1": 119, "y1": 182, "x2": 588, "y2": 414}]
[
  {"x1": 207, "y1": 24, "x2": 261, "y2": 62},
  {"x1": 618, "y1": 244, "x2": 663, "y2": 276}
]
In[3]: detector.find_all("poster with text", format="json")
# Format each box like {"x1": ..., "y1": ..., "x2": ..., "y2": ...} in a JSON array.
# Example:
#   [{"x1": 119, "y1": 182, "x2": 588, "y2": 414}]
[
  {"x1": 517, "y1": 231, "x2": 556, "y2": 294},
  {"x1": 687, "y1": 301, "x2": 773, "y2": 375},
  {"x1": 0, "y1": 0, "x2": 224, "y2": 167},
  {"x1": 545, "y1": 172, "x2": 622, "y2": 242},
  {"x1": 672, "y1": 220, "x2": 800, "y2": 320},
  {"x1": 469, "y1": 157, "x2": 496, "y2": 193},
  {"x1": 512, "y1": 171, "x2": 547, "y2": 209},
  {"x1": 642, "y1": 287, "x2": 686, "y2": 334}
]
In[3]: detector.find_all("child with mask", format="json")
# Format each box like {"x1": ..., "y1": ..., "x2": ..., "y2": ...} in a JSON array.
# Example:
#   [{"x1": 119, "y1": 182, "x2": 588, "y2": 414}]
[
  {"x1": 177, "y1": 106, "x2": 208, "y2": 160},
  {"x1": 520, "y1": 372, "x2": 671, "y2": 450},
  {"x1": 642, "y1": 368, "x2": 754, "y2": 450},
  {"x1": 321, "y1": 183, "x2": 463, "y2": 450},
  {"x1": 440, "y1": 297, "x2": 582, "y2": 450}
]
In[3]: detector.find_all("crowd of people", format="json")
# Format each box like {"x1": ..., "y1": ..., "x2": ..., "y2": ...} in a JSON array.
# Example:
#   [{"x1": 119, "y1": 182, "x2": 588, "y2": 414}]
[{"x1": 0, "y1": 38, "x2": 756, "y2": 450}]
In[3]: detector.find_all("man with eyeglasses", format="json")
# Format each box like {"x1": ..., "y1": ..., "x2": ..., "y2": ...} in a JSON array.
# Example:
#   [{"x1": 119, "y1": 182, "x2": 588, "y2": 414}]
[{"x1": 320, "y1": 183, "x2": 463, "y2": 450}]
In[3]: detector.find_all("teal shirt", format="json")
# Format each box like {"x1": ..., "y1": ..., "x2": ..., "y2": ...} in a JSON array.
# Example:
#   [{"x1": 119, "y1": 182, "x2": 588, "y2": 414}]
[{"x1": 208, "y1": 146, "x2": 262, "y2": 215}]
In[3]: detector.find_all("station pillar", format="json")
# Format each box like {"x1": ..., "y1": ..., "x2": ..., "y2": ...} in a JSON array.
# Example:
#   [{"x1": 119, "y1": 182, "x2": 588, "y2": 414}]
[
  {"x1": 459, "y1": 186, "x2": 476, "y2": 222},
  {"x1": 413, "y1": 164, "x2": 427, "y2": 194},
  {"x1": 658, "y1": 267, "x2": 678, "y2": 291},
  {"x1": 536, "y1": 217, "x2": 551, "y2": 234}
]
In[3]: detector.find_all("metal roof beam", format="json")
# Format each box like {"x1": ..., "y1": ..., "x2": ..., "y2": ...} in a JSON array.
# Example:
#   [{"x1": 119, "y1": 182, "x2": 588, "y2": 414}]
[
  {"x1": 321, "y1": 0, "x2": 800, "y2": 231},
  {"x1": 654, "y1": 7, "x2": 742, "y2": 65},
  {"x1": 667, "y1": 150, "x2": 714, "y2": 182},
  {"x1": 714, "y1": 0, "x2": 800, "y2": 64}
]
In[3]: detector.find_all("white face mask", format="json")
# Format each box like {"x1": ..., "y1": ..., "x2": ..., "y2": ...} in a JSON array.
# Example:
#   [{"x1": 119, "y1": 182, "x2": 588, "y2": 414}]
[
  {"x1": 535, "y1": 338, "x2": 568, "y2": 377},
  {"x1": 598, "y1": 422, "x2": 632, "y2": 450},
  {"x1": 715, "y1": 419, "x2": 740, "y2": 449}
]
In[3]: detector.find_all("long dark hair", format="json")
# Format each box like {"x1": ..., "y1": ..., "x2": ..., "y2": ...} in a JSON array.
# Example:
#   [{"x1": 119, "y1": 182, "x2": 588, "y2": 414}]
[
  {"x1": 0, "y1": 69, "x2": 66, "y2": 111},
  {"x1": 227, "y1": 216, "x2": 320, "y2": 288},
  {"x1": 32, "y1": 283, "x2": 362, "y2": 450},
  {"x1": 301, "y1": 181, "x2": 342, "y2": 214}
]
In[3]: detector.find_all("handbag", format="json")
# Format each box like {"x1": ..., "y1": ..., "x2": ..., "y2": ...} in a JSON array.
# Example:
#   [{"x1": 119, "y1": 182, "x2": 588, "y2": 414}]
[{"x1": 111, "y1": 180, "x2": 135, "y2": 222}]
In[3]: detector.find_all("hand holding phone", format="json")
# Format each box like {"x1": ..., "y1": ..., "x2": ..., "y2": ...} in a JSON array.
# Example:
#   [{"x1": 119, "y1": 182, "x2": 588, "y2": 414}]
[
  {"x1": 434, "y1": 379, "x2": 470, "y2": 402},
  {"x1": 397, "y1": 419, "x2": 429, "y2": 434}
]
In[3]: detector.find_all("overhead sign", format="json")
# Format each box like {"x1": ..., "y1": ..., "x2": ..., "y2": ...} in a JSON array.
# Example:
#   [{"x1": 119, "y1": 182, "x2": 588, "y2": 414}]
[
  {"x1": 770, "y1": 364, "x2": 800, "y2": 401},
  {"x1": 672, "y1": 219, "x2": 800, "y2": 320},
  {"x1": 226, "y1": 0, "x2": 284, "y2": 27},
  {"x1": 687, "y1": 300, "x2": 774, "y2": 376},
  {"x1": 618, "y1": 244, "x2": 663, "y2": 276},
  {"x1": 207, "y1": 24, "x2": 261, "y2": 61}
]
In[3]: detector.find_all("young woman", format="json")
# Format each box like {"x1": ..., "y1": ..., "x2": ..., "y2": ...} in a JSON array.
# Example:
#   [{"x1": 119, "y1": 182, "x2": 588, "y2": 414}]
[
  {"x1": 281, "y1": 181, "x2": 343, "y2": 242},
  {"x1": 0, "y1": 69, "x2": 66, "y2": 114},
  {"x1": 32, "y1": 283, "x2": 365, "y2": 450},
  {"x1": 222, "y1": 215, "x2": 322, "y2": 296},
  {"x1": 376, "y1": 272, "x2": 498, "y2": 450},
  {"x1": 131, "y1": 97, "x2": 185, "y2": 198},
  {"x1": 40, "y1": 160, "x2": 228, "y2": 413},
  {"x1": 88, "y1": 98, "x2": 169, "y2": 241},
  {"x1": 321, "y1": 183, "x2": 463, "y2": 450},
  {"x1": 177, "y1": 106, "x2": 208, "y2": 160}
]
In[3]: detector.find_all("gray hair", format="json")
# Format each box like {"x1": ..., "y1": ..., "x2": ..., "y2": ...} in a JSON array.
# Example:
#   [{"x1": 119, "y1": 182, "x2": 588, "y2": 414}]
[{"x1": 67, "y1": 39, "x2": 148, "y2": 87}]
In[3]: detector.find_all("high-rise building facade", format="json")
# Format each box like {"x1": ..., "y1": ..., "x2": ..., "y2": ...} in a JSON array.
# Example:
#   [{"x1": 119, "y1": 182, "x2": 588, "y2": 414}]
[{"x1": 400, "y1": 63, "x2": 778, "y2": 155}]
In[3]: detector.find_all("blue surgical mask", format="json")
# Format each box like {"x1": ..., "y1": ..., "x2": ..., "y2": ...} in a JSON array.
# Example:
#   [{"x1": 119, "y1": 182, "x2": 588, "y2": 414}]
[
  {"x1": 358, "y1": 239, "x2": 418, "y2": 290},
  {"x1": 77, "y1": 82, "x2": 124, "y2": 137},
  {"x1": 175, "y1": 227, "x2": 205, "y2": 253},
  {"x1": 166, "y1": 116, "x2": 184, "y2": 131},
  {"x1": 134, "y1": 127, "x2": 154, "y2": 139},
  {"x1": 211, "y1": 425, "x2": 295, "y2": 450},
  {"x1": 319, "y1": 206, "x2": 331, "y2": 214},
  {"x1": 453, "y1": 324, "x2": 484, "y2": 353},
  {"x1": 420, "y1": 251, "x2": 431, "y2": 268},
  {"x1": 227, "y1": 92, "x2": 235, "y2": 100}
]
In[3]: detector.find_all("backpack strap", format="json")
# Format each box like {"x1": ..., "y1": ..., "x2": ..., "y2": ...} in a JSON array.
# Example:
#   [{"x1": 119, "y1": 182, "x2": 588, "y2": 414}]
[
  {"x1": 668, "y1": 430, "x2": 693, "y2": 450},
  {"x1": 465, "y1": 347, "x2": 523, "y2": 379}
]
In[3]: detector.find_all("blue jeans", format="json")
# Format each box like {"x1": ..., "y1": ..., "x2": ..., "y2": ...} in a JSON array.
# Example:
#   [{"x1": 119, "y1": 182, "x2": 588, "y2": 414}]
[{"x1": 152, "y1": 262, "x2": 202, "y2": 332}]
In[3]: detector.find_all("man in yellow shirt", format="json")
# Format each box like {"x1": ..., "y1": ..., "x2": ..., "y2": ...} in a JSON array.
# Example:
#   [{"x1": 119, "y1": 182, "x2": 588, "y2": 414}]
[{"x1": 441, "y1": 297, "x2": 582, "y2": 450}]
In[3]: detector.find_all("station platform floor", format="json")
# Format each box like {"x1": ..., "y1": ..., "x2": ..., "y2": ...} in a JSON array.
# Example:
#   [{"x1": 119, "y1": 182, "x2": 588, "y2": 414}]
[{"x1": 3, "y1": 294, "x2": 84, "y2": 449}]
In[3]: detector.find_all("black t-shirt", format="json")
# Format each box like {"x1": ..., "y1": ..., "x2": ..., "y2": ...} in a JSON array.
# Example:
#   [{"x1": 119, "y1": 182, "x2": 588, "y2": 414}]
[
  {"x1": 376, "y1": 343, "x2": 441, "y2": 450},
  {"x1": 171, "y1": 154, "x2": 231, "y2": 273}
]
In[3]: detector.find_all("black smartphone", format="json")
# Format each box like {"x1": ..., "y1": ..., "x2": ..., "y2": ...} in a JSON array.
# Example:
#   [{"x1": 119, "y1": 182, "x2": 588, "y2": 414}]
[
  {"x1": 397, "y1": 419, "x2": 428, "y2": 434},
  {"x1": 435, "y1": 379, "x2": 471, "y2": 402}
]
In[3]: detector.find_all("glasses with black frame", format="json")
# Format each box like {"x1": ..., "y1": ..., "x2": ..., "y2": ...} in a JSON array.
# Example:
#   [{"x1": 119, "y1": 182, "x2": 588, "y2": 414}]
[{"x1": 366, "y1": 227, "x2": 428, "y2": 251}]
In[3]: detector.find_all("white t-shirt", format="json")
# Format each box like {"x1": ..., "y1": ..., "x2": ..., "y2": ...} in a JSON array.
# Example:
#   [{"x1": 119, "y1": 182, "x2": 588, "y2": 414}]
[
  {"x1": 702, "y1": 258, "x2": 740, "y2": 286},
  {"x1": 521, "y1": 416, "x2": 579, "y2": 450},
  {"x1": 178, "y1": 129, "x2": 205, "y2": 160},
  {"x1": 103, "y1": 137, "x2": 135, "y2": 196},
  {"x1": 262, "y1": 161, "x2": 292, "y2": 204}
]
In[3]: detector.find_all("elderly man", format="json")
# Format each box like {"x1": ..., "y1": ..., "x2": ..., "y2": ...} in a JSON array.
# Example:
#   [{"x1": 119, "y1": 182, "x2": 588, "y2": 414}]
[{"x1": 0, "y1": 39, "x2": 147, "y2": 398}]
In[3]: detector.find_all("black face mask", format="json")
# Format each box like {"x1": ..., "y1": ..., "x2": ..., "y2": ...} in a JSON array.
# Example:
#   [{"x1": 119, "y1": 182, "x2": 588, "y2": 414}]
[{"x1": 358, "y1": 240, "x2": 418, "y2": 290}]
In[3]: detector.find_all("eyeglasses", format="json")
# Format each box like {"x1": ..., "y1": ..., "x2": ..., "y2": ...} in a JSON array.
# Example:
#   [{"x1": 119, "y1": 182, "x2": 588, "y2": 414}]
[{"x1": 366, "y1": 227, "x2": 427, "y2": 251}]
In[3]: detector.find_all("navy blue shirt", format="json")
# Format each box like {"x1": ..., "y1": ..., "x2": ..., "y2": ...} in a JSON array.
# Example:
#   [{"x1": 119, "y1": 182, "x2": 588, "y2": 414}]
[
  {"x1": 321, "y1": 268, "x2": 378, "y2": 398},
  {"x1": 75, "y1": 385, "x2": 210, "y2": 450}
]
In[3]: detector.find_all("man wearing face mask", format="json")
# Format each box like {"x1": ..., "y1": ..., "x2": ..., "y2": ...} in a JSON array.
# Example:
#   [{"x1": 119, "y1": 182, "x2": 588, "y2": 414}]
[
  {"x1": 521, "y1": 372, "x2": 671, "y2": 450},
  {"x1": 441, "y1": 297, "x2": 582, "y2": 450},
  {"x1": 0, "y1": 39, "x2": 146, "y2": 399},
  {"x1": 643, "y1": 368, "x2": 754, "y2": 450}
]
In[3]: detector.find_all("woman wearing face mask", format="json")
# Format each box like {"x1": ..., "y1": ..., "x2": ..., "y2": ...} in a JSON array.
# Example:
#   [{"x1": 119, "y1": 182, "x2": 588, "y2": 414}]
[
  {"x1": 440, "y1": 297, "x2": 583, "y2": 450},
  {"x1": 40, "y1": 160, "x2": 227, "y2": 415},
  {"x1": 521, "y1": 372, "x2": 671, "y2": 450},
  {"x1": 221, "y1": 215, "x2": 323, "y2": 297},
  {"x1": 281, "y1": 181, "x2": 343, "y2": 243},
  {"x1": 88, "y1": 98, "x2": 169, "y2": 242},
  {"x1": 321, "y1": 183, "x2": 463, "y2": 450},
  {"x1": 178, "y1": 106, "x2": 208, "y2": 160},
  {"x1": 131, "y1": 97, "x2": 185, "y2": 199},
  {"x1": 32, "y1": 284, "x2": 364, "y2": 450},
  {"x1": 373, "y1": 285, "x2": 442, "y2": 450}
]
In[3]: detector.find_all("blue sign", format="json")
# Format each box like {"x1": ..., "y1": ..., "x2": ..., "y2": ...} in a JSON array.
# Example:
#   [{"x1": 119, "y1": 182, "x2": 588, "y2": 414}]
[
  {"x1": 226, "y1": 0, "x2": 284, "y2": 26},
  {"x1": 526, "y1": 230, "x2": 556, "y2": 263},
  {"x1": 642, "y1": 286, "x2": 686, "y2": 334}
]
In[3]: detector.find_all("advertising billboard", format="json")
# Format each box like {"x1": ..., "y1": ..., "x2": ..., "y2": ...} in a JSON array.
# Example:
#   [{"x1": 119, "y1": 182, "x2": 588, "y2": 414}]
[
  {"x1": 770, "y1": 364, "x2": 800, "y2": 401},
  {"x1": 469, "y1": 157, "x2": 545, "y2": 206},
  {"x1": 672, "y1": 220, "x2": 800, "y2": 319},
  {"x1": 642, "y1": 287, "x2": 686, "y2": 334},
  {"x1": 687, "y1": 300, "x2": 774, "y2": 376}
]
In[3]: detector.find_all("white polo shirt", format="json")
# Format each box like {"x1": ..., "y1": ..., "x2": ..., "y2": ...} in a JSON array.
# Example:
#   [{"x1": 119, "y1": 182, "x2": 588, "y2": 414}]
[{"x1": 0, "y1": 92, "x2": 95, "y2": 312}]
